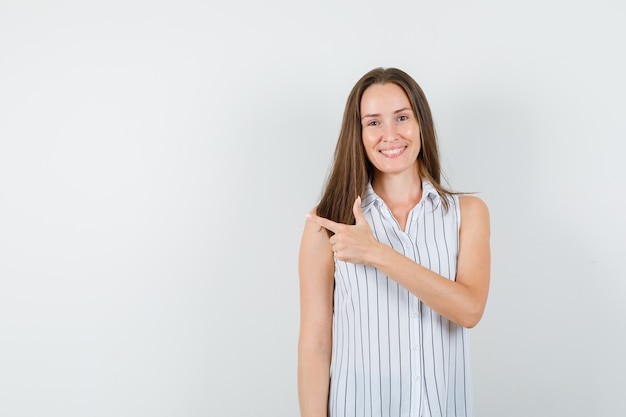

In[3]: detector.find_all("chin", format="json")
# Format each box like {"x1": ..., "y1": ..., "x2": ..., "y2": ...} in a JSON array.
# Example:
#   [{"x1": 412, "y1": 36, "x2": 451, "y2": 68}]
[{"x1": 374, "y1": 160, "x2": 417, "y2": 175}]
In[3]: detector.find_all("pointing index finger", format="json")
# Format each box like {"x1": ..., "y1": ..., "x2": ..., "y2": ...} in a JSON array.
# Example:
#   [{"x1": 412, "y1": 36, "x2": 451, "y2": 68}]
[{"x1": 306, "y1": 212, "x2": 342, "y2": 234}]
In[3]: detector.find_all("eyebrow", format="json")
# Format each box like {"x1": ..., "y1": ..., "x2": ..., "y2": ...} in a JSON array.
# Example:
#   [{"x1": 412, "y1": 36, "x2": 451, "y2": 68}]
[{"x1": 361, "y1": 107, "x2": 413, "y2": 120}]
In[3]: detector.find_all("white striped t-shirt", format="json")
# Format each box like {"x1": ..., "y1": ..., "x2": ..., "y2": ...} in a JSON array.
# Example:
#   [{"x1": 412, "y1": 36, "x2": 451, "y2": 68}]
[{"x1": 329, "y1": 180, "x2": 472, "y2": 417}]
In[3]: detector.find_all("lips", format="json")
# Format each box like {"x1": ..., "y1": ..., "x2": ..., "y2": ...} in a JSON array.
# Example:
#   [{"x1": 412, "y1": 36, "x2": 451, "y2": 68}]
[{"x1": 380, "y1": 146, "x2": 406, "y2": 157}]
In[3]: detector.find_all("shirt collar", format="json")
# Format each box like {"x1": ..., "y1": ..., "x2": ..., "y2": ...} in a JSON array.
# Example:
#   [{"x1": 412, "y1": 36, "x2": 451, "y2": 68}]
[{"x1": 361, "y1": 178, "x2": 441, "y2": 214}]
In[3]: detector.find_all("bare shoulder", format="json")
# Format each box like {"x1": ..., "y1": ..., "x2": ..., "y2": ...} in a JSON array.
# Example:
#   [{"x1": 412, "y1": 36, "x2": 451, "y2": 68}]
[
  {"x1": 299, "y1": 208, "x2": 334, "y2": 264},
  {"x1": 458, "y1": 196, "x2": 490, "y2": 236},
  {"x1": 459, "y1": 195, "x2": 488, "y2": 213},
  {"x1": 301, "y1": 208, "x2": 331, "y2": 243},
  {"x1": 299, "y1": 208, "x2": 334, "y2": 294}
]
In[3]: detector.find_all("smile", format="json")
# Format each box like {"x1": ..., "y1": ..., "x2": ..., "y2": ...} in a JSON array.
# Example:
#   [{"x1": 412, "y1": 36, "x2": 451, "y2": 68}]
[{"x1": 380, "y1": 146, "x2": 406, "y2": 157}]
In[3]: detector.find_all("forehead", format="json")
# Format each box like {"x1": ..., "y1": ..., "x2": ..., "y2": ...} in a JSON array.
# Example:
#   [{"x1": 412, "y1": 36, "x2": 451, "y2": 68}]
[{"x1": 360, "y1": 83, "x2": 411, "y2": 113}]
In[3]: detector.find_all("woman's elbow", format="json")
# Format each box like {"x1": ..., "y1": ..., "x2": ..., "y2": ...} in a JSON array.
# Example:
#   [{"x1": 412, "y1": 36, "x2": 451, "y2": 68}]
[{"x1": 458, "y1": 305, "x2": 485, "y2": 328}]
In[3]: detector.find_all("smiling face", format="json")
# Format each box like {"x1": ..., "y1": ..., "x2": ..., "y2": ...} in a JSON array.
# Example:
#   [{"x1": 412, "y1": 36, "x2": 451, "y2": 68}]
[{"x1": 360, "y1": 82, "x2": 421, "y2": 178}]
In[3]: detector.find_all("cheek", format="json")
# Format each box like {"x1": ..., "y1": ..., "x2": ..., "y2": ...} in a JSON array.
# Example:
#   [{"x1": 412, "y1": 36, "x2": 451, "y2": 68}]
[
  {"x1": 361, "y1": 131, "x2": 377, "y2": 147},
  {"x1": 361, "y1": 137, "x2": 376, "y2": 160},
  {"x1": 362, "y1": 138, "x2": 377, "y2": 157},
  {"x1": 406, "y1": 126, "x2": 421, "y2": 148}
]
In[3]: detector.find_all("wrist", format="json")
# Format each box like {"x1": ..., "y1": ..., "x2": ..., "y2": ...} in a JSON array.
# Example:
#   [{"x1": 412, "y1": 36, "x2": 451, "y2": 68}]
[{"x1": 369, "y1": 241, "x2": 391, "y2": 269}]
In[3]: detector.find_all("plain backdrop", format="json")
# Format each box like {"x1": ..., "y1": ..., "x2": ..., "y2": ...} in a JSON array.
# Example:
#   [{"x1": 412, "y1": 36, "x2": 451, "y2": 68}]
[{"x1": 1, "y1": 1, "x2": 625, "y2": 416}]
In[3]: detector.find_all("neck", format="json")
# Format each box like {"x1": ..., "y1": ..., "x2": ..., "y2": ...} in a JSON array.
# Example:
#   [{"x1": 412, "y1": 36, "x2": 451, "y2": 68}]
[{"x1": 371, "y1": 166, "x2": 422, "y2": 206}]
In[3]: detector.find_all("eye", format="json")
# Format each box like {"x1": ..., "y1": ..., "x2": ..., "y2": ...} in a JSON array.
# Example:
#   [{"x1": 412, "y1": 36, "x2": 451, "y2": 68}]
[
  {"x1": 366, "y1": 120, "x2": 379, "y2": 127},
  {"x1": 398, "y1": 115, "x2": 409, "y2": 122}
]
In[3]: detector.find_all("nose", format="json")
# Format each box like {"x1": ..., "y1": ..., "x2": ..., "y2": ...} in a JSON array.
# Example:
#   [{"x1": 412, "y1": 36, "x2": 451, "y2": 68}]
[{"x1": 382, "y1": 122, "x2": 397, "y2": 142}]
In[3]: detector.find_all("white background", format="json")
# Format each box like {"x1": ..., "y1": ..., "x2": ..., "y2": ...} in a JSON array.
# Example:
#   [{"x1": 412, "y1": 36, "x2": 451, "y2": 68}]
[{"x1": 1, "y1": 1, "x2": 625, "y2": 416}]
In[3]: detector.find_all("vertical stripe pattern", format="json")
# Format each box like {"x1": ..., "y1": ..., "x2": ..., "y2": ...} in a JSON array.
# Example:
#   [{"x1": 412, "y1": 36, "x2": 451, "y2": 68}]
[{"x1": 329, "y1": 180, "x2": 472, "y2": 417}]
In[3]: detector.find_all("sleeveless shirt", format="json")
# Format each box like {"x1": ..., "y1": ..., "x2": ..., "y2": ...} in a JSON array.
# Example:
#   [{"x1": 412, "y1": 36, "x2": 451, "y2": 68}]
[{"x1": 329, "y1": 180, "x2": 472, "y2": 417}]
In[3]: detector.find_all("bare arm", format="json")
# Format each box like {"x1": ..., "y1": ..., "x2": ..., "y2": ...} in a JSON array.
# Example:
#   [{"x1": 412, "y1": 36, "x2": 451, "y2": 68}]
[
  {"x1": 307, "y1": 196, "x2": 490, "y2": 328},
  {"x1": 369, "y1": 196, "x2": 490, "y2": 327},
  {"x1": 298, "y1": 216, "x2": 335, "y2": 417}
]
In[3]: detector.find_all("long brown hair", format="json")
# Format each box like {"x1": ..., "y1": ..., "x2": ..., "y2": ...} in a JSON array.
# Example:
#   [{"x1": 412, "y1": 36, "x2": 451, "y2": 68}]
[{"x1": 316, "y1": 67, "x2": 452, "y2": 232}]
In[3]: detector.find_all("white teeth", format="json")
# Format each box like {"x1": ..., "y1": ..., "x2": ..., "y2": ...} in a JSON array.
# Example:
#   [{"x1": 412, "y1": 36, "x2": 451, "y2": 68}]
[{"x1": 381, "y1": 148, "x2": 404, "y2": 156}]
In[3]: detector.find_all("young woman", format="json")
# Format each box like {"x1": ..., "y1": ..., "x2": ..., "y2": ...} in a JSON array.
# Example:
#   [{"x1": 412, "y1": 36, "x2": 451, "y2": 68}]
[{"x1": 298, "y1": 68, "x2": 490, "y2": 417}]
